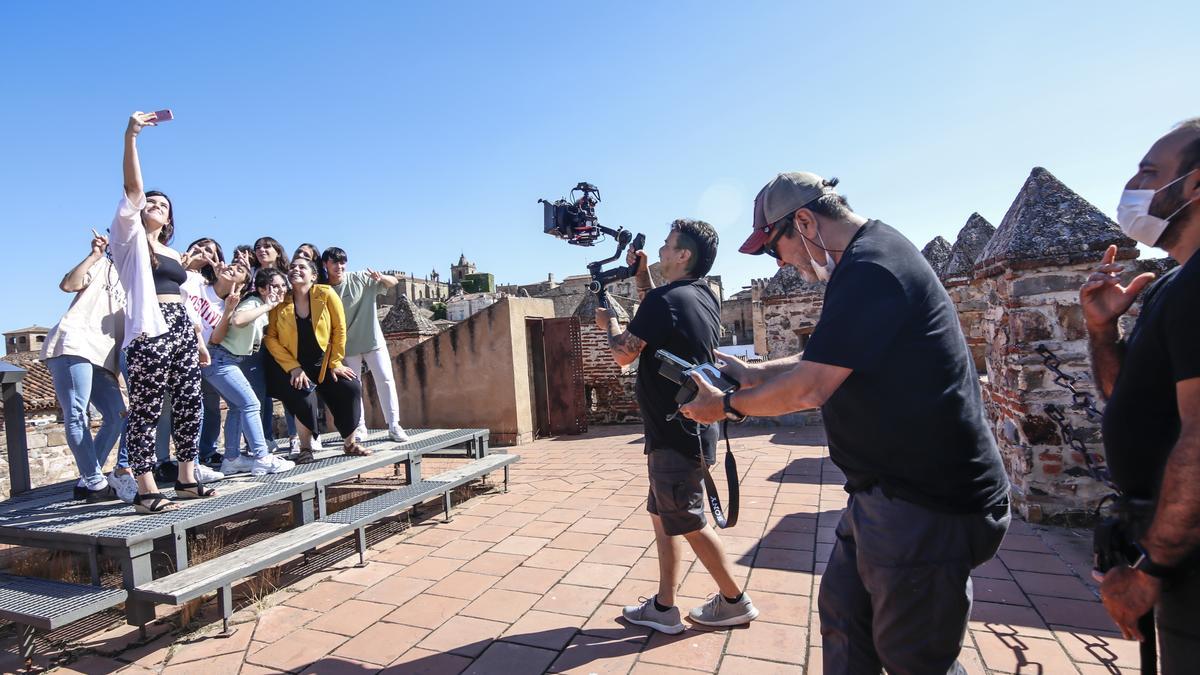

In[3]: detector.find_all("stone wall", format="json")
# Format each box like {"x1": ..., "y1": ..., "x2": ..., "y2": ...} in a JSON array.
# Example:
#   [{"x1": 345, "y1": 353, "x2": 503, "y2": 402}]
[
  {"x1": 578, "y1": 323, "x2": 641, "y2": 425},
  {"x1": 0, "y1": 422, "x2": 78, "y2": 500},
  {"x1": 757, "y1": 266, "x2": 825, "y2": 361}
]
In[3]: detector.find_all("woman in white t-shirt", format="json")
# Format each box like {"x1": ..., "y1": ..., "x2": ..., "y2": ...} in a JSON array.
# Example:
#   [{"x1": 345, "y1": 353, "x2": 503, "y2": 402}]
[{"x1": 43, "y1": 231, "x2": 130, "y2": 502}]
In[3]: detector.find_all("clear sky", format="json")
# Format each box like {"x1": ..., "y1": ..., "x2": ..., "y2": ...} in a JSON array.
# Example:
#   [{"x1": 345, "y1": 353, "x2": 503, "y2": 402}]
[{"x1": 2, "y1": 2, "x2": 1198, "y2": 330}]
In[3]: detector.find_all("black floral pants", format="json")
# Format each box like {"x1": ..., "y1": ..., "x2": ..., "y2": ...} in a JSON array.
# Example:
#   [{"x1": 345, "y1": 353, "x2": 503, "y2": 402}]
[{"x1": 124, "y1": 303, "x2": 202, "y2": 477}]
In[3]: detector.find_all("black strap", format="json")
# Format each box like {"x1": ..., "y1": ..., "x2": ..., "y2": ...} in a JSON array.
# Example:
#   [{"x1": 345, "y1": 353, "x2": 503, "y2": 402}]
[
  {"x1": 701, "y1": 421, "x2": 739, "y2": 528},
  {"x1": 1139, "y1": 612, "x2": 1156, "y2": 675}
]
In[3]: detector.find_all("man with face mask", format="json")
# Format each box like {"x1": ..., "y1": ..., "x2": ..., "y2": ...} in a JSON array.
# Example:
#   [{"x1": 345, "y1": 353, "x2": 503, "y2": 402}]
[
  {"x1": 1085, "y1": 118, "x2": 1200, "y2": 665},
  {"x1": 681, "y1": 172, "x2": 1010, "y2": 674}
]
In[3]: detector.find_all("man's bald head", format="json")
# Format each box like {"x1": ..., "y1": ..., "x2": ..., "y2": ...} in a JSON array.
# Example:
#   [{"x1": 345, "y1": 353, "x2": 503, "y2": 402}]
[{"x1": 1127, "y1": 118, "x2": 1200, "y2": 250}]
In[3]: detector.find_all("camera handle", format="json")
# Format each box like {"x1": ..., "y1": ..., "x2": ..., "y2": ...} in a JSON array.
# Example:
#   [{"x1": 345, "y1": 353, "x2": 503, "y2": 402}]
[{"x1": 587, "y1": 230, "x2": 645, "y2": 309}]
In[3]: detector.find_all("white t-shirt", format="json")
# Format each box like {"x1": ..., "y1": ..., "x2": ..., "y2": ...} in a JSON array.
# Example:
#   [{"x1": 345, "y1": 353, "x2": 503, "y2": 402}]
[
  {"x1": 181, "y1": 272, "x2": 225, "y2": 344},
  {"x1": 41, "y1": 257, "x2": 127, "y2": 373},
  {"x1": 109, "y1": 192, "x2": 170, "y2": 347}
]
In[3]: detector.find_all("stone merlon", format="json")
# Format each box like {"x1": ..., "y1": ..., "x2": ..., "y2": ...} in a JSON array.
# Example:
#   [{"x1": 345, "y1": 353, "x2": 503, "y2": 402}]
[
  {"x1": 975, "y1": 167, "x2": 1136, "y2": 276},
  {"x1": 380, "y1": 294, "x2": 440, "y2": 336},
  {"x1": 941, "y1": 213, "x2": 996, "y2": 281},
  {"x1": 920, "y1": 236, "x2": 952, "y2": 275},
  {"x1": 761, "y1": 265, "x2": 825, "y2": 299}
]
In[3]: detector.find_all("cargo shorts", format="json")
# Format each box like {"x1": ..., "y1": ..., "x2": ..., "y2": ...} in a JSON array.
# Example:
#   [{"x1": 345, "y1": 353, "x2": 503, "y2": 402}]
[{"x1": 646, "y1": 448, "x2": 710, "y2": 536}]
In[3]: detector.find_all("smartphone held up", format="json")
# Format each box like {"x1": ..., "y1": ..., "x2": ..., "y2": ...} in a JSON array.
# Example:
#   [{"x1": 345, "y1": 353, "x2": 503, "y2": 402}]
[{"x1": 149, "y1": 109, "x2": 173, "y2": 123}]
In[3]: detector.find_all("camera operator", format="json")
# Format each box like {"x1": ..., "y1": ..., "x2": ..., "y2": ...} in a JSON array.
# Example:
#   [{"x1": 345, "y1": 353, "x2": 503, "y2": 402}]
[
  {"x1": 681, "y1": 173, "x2": 1010, "y2": 673},
  {"x1": 595, "y1": 219, "x2": 759, "y2": 633},
  {"x1": 1084, "y1": 118, "x2": 1200, "y2": 665}
]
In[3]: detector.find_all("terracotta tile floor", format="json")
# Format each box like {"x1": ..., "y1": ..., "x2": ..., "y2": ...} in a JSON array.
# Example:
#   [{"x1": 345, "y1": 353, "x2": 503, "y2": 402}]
[{"x1": 33, "y1": 424, "x2": 1141, "y2": 673}]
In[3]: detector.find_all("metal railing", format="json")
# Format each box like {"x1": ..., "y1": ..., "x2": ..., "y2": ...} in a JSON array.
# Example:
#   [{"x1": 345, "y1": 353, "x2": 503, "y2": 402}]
[{"x1": 0, "y1": 362, "x2": 30, "y2": 496}]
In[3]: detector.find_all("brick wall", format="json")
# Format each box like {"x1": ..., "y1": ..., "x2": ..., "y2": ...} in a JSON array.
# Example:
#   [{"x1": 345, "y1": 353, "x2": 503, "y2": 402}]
[{"x1": 579, "y1": 323, "x2": 640, "y2": 425}]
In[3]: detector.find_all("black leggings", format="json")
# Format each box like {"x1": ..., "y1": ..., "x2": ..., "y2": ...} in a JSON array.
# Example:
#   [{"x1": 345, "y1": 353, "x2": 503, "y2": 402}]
[{"x1": 266, "y1": 357, "x2": 362, "y2": 439}]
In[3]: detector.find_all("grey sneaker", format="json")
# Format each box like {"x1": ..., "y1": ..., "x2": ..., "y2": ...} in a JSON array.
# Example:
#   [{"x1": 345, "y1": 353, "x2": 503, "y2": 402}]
[
  {"x1": 622, "y1": 596, "x2": 685, "y2": 635},
  {"x1": 688, "y1": 592, "x2": 759, "y2": 627}
]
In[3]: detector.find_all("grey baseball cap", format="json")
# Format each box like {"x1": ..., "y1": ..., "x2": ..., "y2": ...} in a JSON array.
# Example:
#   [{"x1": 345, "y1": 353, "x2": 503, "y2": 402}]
[{"x1": 740, "y1": 172, "x2": 837, "y2": 254}]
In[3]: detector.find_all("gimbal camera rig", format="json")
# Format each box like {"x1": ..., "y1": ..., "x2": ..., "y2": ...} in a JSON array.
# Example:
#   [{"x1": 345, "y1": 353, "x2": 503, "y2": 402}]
[{"x1": 539, "y1": 182, "x2": 645, "y2": 309}]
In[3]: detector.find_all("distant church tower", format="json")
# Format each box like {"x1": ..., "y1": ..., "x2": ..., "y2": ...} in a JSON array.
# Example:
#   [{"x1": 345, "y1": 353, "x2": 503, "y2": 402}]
[{"x1": 450, "y1": 253, "x2": 476, "y2": 284}]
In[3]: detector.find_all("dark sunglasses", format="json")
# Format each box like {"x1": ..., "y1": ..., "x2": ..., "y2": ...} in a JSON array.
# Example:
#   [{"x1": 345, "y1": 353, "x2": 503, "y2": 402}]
[{"x1": 762, "y1": 220, "x2": 793, "y2": 260}]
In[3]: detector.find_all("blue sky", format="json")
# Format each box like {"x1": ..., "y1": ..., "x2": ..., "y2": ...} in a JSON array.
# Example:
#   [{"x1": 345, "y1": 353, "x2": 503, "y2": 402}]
[{"x1": 2, "y1": 2, "x2": 1198, "y2": 329}]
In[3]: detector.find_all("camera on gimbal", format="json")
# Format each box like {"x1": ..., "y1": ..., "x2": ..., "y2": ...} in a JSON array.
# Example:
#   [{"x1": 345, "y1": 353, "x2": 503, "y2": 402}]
[{"x1": 539, "y1": 182, "x2": 645, "y2": 308}]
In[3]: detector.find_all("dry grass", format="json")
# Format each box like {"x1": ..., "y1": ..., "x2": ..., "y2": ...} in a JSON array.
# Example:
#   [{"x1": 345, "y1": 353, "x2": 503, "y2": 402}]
[{"x1": 7, "y1": 549, "x2": 85, "y2": 585}]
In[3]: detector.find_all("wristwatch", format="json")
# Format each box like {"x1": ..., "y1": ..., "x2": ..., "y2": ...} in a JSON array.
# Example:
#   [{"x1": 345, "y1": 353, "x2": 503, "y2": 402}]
[
  {"x1": 1131, "y1": 541, "x2": 1177, "y2": 580},
  {"x1": 723, "y1": 392, "x2": 747, "y2": 423}
]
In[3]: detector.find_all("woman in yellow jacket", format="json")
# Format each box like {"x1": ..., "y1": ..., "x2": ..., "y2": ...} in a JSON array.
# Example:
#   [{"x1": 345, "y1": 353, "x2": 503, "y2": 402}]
[{"x1": 264, "y1": 257, "x2": 369, "y2": 461}]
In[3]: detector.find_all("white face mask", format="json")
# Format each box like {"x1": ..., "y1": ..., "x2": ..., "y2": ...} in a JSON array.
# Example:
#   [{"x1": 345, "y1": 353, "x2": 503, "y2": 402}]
[
  {"x1": 1117, "y1": 170, "x2": 1197, "y2": 247},
  {"x1": 799, "y1": 226, "x2": 836, "y2": 282}
]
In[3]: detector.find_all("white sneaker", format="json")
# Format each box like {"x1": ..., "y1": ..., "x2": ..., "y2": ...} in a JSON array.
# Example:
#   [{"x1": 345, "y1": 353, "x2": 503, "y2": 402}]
[
  {"x1": 388, "y1": 425, "x2": 410, "y2": 443},
  {"x1": 220, "y1": 456, "x2": 255, "y2": 476},
  {"x1": 106, "y1": 472, "x2": 138, "y2": 504},
  {"x1": 194, "y1": 464, "x2": 225, "y2": 483},
  {"x1": 250, "y1": 454, "x2": 295, "y2": 476},
  {"x1": 289, "y1": 436, "x2": 301, "y2": 453},
  {"x1": 310, "y1": 436, "x2": 325, "y2": 451}
]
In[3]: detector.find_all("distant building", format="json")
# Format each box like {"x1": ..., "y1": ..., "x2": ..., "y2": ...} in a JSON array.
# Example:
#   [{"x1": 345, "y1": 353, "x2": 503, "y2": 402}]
[
  {"x1": 377, "y1": 270, "x2": 449, "y2": 309},
  {"x1": 446, "y1": 292, "x2": 505, "y2": 322},
  {"x1": 4, "y1": 326, "x2": 49, "y2": 356}
]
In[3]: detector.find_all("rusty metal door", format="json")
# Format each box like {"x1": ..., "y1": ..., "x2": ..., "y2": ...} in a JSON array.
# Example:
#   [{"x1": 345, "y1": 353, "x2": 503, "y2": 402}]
[{"x1": 527, "y1": 317, "x2": 586, "y2": 436}]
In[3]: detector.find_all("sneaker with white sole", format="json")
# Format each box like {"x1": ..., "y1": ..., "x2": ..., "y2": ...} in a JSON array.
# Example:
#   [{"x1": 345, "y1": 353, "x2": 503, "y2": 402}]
[
  {"x1": 309, "y1": 436, "x2": 325, "y2": 451},
  {"x1": 622, "y1": 596, "x2": 685, "y2": 635},
  {"x1": 250, "y1": 454, "x2": 295, "y2": 476},
  {"x1": 688, "y1": 592, "x2": 759, "y2": 627},
  {"x1": 388, "y1": 425, "x2": 410, "y2": 443},
  {"x1": 220, "y1": 455, "x2": 255, "y2": 476},
  {"x1": 107, "y1": 472, "x2": 138, "y2": 504},
  {"x1": 193, "y1": 464, "x2": 225, "y2": 483}
]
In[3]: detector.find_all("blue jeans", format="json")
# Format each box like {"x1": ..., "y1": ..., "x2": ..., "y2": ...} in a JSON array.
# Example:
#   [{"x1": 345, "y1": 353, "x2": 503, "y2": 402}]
[
  {"x1": 198, "y1": 380, "x2": 222, "y2": 462},
  {"x1": 45, "y1": 355, "x2": 126, "y2": 488},
  {"x1": 202, "y1": 345, "x2": 269, "y2": 460}
]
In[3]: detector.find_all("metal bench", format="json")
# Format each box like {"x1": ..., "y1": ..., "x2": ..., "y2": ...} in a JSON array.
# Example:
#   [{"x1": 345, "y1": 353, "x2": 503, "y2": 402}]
[
  {"x1": 131, "y1": 452, "x2": 518, "y2": 634},
  {"x1": 0, "y1": 573, "x2": 127, "y2": 666}
]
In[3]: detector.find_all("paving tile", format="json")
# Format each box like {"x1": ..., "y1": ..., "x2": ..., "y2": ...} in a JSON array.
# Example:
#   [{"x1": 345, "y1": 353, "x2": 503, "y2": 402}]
[
  {"x1": 582, "y1": 543, "x2": 646, "y2": 567},
  {"x1": 997, "y1": 550, "x2": 1074, "y2": 575},
  {"x1": 639, "y1": 626, "x2": 728, "y2": 671},
  {"x1": 418, "y1": 615, "x2": 509, "y2": 657},
  {"x1": 332, "y1": 560, "x2": 406, "y2": 587},
  {"x1": 246, "y1": 627, "x2": 347, "y2": 672},
  {"x1": 462, "y1": 641, "x2": 560, "y2": 675},
  {"x1": 495, "y1": 565, "x2": 563, "y2": 594},
  {"x1": 603, "y1": 528, "x2": 656, "y2": 548},
  {"x1": 581, "y1": 603, "x2": 653, "y2": 640},
  {"x1": 629, "y1": 664, "x2": 708, "y2": 674},
  {"x1": 549, "y1": 634, "x2": 644, "y2": 674},
  {"x1": 461, "y1": 524, "x2": 520, "y2": 543},
  {"x1": 431, "y1": 538, "x2": 495, "y2": 561},
  {"x1": 379, "y1": 647, "x2": 472, "y2": 674},
  {"x1": 167, "y1": 621, "x2": 255, "y2": 664},
  {"x1": 1054, "y1": 628, "x2": 1139, "y2": 667},
  {"x1": 744, "y1": 590, "x2": 812, "y2": 625},
  {"x1": 1028, "y1": 594, "x2": 1118, "y2": 632},
  {"x1": 533, "y1": 583, "x2": 612, "y2": 617},
  {"x1": 162, "y1": 652, "x2": 247, "y2": 675},
  {"x1": 718, "y1": 655, "x2": 805, "y2": 674},
  {"x1": 459, "y1": 551, "x2": 527, "y2": 576},
  {"x1": 490, "y1": 535, "x2": 553, "y2": 556},
  {"x1": 439, "y1": 514, "x2": 492, "y2": 531},
  {"x1": 333, "y1": 621, "x2": 430, "y2": 665},
  {"x1": 501, "y1": 609, "x2": 586, "y2": 650},
  {"x1": 407, "y1": 527, "x2": 465, "y2": 547},
  {"x1": 490, "y1": 511, "x2": 540, "y2": 528},
  {"x1": 396, "y1": 555, "x2": 466, "y2": 581},
  {"x1": 295, "y1": 656, "x2": 383, "y2": 674},
  {"x1": 373, "y1": 542, "x2": 439, "y2": 565},
  {"x1": 971, "y1": 576, "x2": 1030, "y2": 606},
  {"x1": 284, "y1": 581, "x2": 365, "y2": 612},
  {"x1": 515, "y1": 520, "x2": 572, "y2": 539},
  {"x1": 360, "y1": 575, "x2": 435, "y2": 606},
  {"x1": 385, "y1": 592, "x2": 471, "y2": 629},
  {"x1": 725, "y1": 622, "x2": 806, "y2": 664},
  {"x1": 746, "y1": 568, "x2": 814, "y2": 596},
  {"x1": 462, "y1": 588, "x2": 541, "y2": 622},
  {"x1": 307, "y1": 598, "x2": 395, "y2": 636},
  {"x1": 562, "y1": 561, "x2": 631, "y2": 589},
  {"x1": 548, "y1": 531, "x2": 608, "y2": 552},
  {"x1": 426, "y1": 571, "x2": 501, "y2": 600},
  {"x1": 537, "y1": 508, "x2": 590, "y2": 525},
  {"x1": 57, "y1": 655, "x2": 142, "y2": 674},
  {"x1": 972, "y1": 557, "x2": 1013, "y2": 580},
  {"x1": 1010, "y1": 570, "x2": 1098, "y2": 601},
  {"x1": 252, "y1": 604, "x2": 322, "y2": 643},
  {"x1": 525, "y1": 546, "x2": 589, "y2": 571},
  {"x1": 566, "y1": 518, "x2": 622, "y2": 536},
  {"x1": 971, "y1": 630, "x2": 1077, "y2": 674}
]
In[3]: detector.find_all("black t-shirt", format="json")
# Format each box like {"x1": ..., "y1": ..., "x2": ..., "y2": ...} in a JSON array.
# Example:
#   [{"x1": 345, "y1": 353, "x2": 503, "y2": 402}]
[
  {"x1": 295, "y1": 313, "x2": 324, "y2": 371},
  {"x1": 1103, "y1": 255, "x2": 1200, "y2": 499},
  {"x1": 802, "y1": 220, "x2": 1009, "y2": 513},
  {"x1": 628, "y1": 278, "x2": 721, "y2": 463}
]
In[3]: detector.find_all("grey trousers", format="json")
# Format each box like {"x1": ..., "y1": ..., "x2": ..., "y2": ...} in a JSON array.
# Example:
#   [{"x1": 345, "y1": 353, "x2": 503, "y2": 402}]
[{"x1": 819, "y1": 486, "x2": 1010, "y2": 675}]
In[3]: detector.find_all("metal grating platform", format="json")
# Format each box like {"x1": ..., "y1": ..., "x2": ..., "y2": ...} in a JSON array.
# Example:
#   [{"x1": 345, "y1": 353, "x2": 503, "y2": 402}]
[
  {"x1": 321, "y1": 481, "x2": 444, "y2": 527},
  {"x1": 0, "y1": 574, "x2": 127, "y2": 630},
  {"x1": 90, "y1": 481, "x2": 300, "y2": 544}
]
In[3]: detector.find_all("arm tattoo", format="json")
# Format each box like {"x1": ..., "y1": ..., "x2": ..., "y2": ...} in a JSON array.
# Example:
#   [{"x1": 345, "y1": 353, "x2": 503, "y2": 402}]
[{"x1": 608, "y1": 329, "x2": 645, "y2": 361}]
